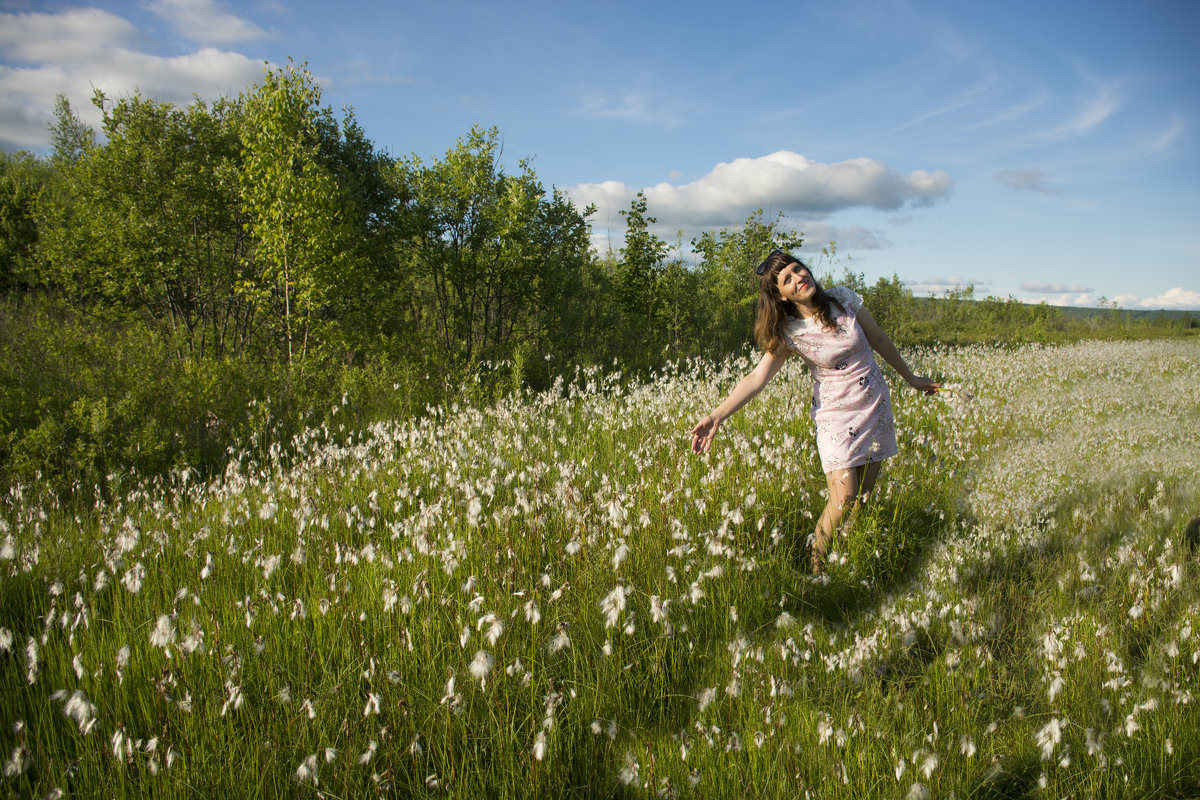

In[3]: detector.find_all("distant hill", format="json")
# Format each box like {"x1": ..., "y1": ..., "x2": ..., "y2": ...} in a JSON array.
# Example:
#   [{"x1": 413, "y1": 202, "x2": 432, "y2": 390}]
[
  {"x1": 1050, "y1": 305, "x2": 1197, "y2": 322},
  {"x1": 909, "y1": 294, "x2": 1198, "y2": 323}
]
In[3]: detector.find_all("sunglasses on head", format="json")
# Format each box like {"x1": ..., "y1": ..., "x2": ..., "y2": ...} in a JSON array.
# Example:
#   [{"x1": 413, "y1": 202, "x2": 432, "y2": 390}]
[{"x1": 755, "y1": 250, "x2": 806, "y2": 275}]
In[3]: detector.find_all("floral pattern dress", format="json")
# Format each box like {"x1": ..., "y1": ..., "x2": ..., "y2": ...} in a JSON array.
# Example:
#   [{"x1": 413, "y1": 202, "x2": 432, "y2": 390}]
[{"x1": 783, "y1": 286, "x2": 898, "y2": 473}]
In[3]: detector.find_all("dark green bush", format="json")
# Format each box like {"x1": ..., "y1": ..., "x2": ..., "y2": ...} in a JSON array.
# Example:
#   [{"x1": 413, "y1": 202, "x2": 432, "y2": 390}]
[{"x1": 0, "y1": 294, "x2": 442, "y2": 502}]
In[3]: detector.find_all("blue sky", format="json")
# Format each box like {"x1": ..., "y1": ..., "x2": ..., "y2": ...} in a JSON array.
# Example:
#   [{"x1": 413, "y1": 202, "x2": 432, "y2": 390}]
[{"x1": 3, "y1": 0, "x2": 1198, "y2": 309}]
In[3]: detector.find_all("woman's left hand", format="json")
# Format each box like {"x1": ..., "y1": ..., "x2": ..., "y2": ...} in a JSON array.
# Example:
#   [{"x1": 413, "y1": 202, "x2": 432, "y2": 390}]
[{"x1": 908, "y1": 376, "x2": 941, "y2": 395}]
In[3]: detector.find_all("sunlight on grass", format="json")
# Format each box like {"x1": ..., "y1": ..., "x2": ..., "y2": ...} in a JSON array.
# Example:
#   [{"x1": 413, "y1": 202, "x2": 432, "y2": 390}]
[{"x1": 2, "y1": 339, "x2": 1198, "y2": 798}]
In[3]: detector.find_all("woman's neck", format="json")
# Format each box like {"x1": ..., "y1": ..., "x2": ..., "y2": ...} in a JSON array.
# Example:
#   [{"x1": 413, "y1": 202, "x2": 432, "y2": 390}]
[{"x1": 792, "y1": 298, "x2": 819, "y2": 319}]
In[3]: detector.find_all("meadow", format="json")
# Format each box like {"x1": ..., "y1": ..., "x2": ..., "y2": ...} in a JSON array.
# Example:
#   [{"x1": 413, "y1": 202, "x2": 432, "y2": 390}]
[{"x1": 2, "y1": 337, "x2": 1199, "y2": 799}]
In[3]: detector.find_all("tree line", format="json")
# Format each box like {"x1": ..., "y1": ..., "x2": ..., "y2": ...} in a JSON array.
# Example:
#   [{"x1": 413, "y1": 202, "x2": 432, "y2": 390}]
[
  {"x1": 1, "y1": 62, "x2": 1193, "y2": 499},
  {"x1": 0, "y1": 63, "x2": 805, "y2": 497}
]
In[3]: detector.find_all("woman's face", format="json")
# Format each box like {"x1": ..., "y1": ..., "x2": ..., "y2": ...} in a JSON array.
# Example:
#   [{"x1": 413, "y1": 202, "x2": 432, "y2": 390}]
[{"x1": 776, "y1": 261, "x2": 816, "y2": 306}]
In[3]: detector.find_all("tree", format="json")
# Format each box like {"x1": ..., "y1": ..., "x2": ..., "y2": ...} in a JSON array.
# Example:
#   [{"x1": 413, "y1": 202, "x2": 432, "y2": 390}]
[
  {"x1": 36, "y1": 90, "x2": 254, "y2": 359},
  {"x1": 48, "y1": 94, "x2": 93, "y2": 165},
  {"x1": 0, "y1": 152, "x2": 51, "y2": 292},
  {"x1": 395, "y1": 126, "x2": 594, "y2": 370},
  {"x1": 861, "y1": 273, "x2": 913, "y2": 341},
  {"x1": 239, "y1": 61, "x2": 355, "y2": 367},
  {"x1": 691, "y1": 209, "x2": 803, "y2": 356},
  {"x1": 616, "y1": 191, "x2": 669, "y2": 352}
]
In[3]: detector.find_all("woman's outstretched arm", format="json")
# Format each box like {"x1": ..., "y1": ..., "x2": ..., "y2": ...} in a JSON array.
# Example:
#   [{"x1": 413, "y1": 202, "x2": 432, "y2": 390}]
[
  {"x1": 691, "y1": 348, "x2": 790, "y2": 454},
  {"x1": 856, "y1": 306, "x2": 940, "y2": 393}
]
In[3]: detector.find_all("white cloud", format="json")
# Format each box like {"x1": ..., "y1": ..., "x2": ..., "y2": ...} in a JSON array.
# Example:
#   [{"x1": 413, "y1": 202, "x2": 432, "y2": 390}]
[
  {"x1": 567, "y1": 150, "x2": 953, "y2": 231},
  {"x1": 581, "y1": 215, "x2": 889, "y2": 263},
  {"x1": 567, "y1": 150, "x2": 950, "y2": 259},
  {"x1": 1020, "y1": 292, "x2": 1097, "y2": 308},
  {"x1": 0, "y1": 8, "x2": 138, "y2": 65},
  {"x1": 905, "y1": 276, "x2": 989, "y2": 296},
  {"x1": 996, "y1": 168, "x2": 1058, "y2": 194},
  {"x1": 1145, "y1": 113, "x2": 1186, "y2": 155},
  {"x1": 1034, "y1": 66, "x2": 1123, "y2": 143},
  {"x1": 1115, "y1": 288, "x2": 1200, "y2": 310},
  {"x1": 576, "y1": 89, "x2": 688, "y2": 128},
  {"x1": 1020, "y1": 280, "x2": 1091, "y2": 294},
  {"x1": 796, "y1": 221, "x2": 892, "y2": 252},
  {"x1": 1014, "y1": 287, "x2": 1200, "y2": 310},
  {"x1": 147, "y1": 0, "x2": 268, "y2": 43},
  {"x1": 1062, "y1": 83, "x2": 1122, "y2": 137},
  {"x1": 0, "y1": 8, "x2": 267, "y2": 151}
]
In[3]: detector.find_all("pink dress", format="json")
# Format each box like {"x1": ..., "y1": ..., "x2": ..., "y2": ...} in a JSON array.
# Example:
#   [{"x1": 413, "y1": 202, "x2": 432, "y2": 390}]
[{"x1": 783, "y1": 286, "x2": 898, "y2": 473}]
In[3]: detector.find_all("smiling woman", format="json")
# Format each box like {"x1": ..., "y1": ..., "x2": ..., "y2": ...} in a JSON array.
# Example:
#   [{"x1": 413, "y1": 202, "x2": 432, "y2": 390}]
[{"x1": 690, "y1": 249, "x2": 941, "y2": 573}]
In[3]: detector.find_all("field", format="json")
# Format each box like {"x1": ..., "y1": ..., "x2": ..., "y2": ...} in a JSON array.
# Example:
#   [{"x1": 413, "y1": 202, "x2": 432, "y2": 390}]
[{"x1": 2, "y1": 338, "x2": 1199, "y2": 799}]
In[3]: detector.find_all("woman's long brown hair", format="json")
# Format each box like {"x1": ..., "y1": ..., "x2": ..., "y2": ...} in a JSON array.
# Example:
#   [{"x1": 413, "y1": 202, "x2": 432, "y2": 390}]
[{"x1": 753, "y1": 251, "x2": 844, "y2": 355}]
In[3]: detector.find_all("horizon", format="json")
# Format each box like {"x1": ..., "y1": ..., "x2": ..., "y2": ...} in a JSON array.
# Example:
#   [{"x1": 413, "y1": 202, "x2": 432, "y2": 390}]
[{"x1": 2, "y1": 0, "x2": 1197, "y2": 311}]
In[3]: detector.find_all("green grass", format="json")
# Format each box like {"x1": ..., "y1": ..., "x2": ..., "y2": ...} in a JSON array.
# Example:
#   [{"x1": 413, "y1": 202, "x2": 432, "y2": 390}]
[{"x1": 2, "y1": 339, "x2": 1199, "y2": 798}]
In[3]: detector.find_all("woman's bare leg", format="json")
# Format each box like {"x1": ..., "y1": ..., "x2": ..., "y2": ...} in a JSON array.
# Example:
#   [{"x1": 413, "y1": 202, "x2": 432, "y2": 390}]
[
  {"x1": 811, "y1": 468, "x2": 859, "y2": 573},
  {"x1": 810, "y1": 461, "x2": 883, "y2": 574},
  {"x1": 857, "y1": 461, "x2": 882, "y2": 500}
]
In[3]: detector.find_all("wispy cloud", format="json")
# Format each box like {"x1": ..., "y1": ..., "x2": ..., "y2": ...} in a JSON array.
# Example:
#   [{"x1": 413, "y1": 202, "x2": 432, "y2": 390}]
[
  {"x1": 146, "y1": 0, "x2": 269, "y2": 44},
  {"x1": 576, "y1": 89, "x2": 688, "y2": 128},
  {"x1": 1145, "y1": 113, "x2": 1186, "y2": 155},
  {"x1": 1020, "y1": 280, "x2": 1091, "y2": 294},
  {"x1": 1034, "y1": 65, "x2": 1124, "y2": 143},
  {"x1": 0, "y1": 7, "x2": 266, "y2": 151},
  {"x1": 888, "y1": 73, "x2": 1001, "y2": 135},
  {"x1": 327, "y1": 58, "x2": 414, "y2": 90},
  {"x1": 995, "y1": 168, "x2": 1059, "y2": 194},
  {"x1": 794, "y1": 221, "x2": 892, "y2": 253},
  {"x1": 906, "y1": 276, "x2": 990, "y2": 296},
  {"x1": 957, "y1": 89, "x2": 1050, "y2": 134}
]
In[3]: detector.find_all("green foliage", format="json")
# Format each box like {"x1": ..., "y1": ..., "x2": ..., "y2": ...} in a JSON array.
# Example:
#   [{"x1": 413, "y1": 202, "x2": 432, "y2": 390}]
[
  {"x1": 394, "y1": 125, "x2": 595, "y2": 373},
  {"x1": 0, "y1": 294, "x2": 442, "y2": 501},
  {"x1": 36, "y1": 90, "x2": 254, "y2": 360},
  {"x1": 615, "y1": 191, "x2": 670, "y2": 351},
  {"x1": 0, "y1": 151, "x2": 50, "y2": 292},
  {"x1": 239, "y1": 61, "x2": 356, "y2": 367},
  {"x1": 1, "y1": 77, "x2": 1196, "y2": 503},
  {"x1": 692, "y1": 209, "x2": 804, "y2": 356},
  {"x1": 3, "y1": 340, "x2": 1198, "y2": 798},
  {"x1": 47, "y1": 94, "x2": 93, "y2": 165}
]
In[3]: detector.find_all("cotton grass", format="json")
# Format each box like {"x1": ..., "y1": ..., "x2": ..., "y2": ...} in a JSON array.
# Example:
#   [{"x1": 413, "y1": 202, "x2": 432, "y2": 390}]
[{"x1": 1, "y1": 338, "x2": 1198, "y2": 797}]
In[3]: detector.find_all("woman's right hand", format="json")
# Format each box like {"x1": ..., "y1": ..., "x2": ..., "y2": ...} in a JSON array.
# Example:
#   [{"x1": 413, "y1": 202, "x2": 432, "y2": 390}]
[{"x1": 690, "y1": 414, "x2": 721, "y2": 454}]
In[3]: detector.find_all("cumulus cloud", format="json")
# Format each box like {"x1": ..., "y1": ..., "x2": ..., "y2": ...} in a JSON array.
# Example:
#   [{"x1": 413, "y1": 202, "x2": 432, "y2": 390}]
[
  {"x1": 1020, "y1": 292, "x2": 1097, "y2": 308},
  {"x1": 1020, "y1": 280, "x2": 1091, "y2": 294},
  {"x1": 566, "y1": 150, "x2": 952, "y2": 254},
  {"x1": 0, "y1": 8, "x2": 139, "y2": 64},
  {"x1": 1016, "y1": 287, "x2": 1200, "y2": 310},
  {"x1": 147, "y1": 0, "x2": 269, "y2": 43},
  {"x1": 1115, "y1": 288, "x2": 1200, "y2": 310},
  {"x1": 0, "y1": 7, "x2": 267, "y2": 151},
  {"x1": 996, "y1": 168, "x2": 1058, "y2": 194}
]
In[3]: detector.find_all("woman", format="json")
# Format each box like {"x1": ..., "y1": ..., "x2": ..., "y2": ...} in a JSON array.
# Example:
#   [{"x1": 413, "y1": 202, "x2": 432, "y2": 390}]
[{"x1": 690, "y1": 250, "x2": 939, "y2": 573}]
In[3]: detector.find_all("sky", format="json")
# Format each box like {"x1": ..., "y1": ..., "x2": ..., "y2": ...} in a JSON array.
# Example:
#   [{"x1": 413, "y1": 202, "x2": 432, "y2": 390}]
[{"x1": 2, "y1": 0, "x2": 1198, "y2": 310}]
